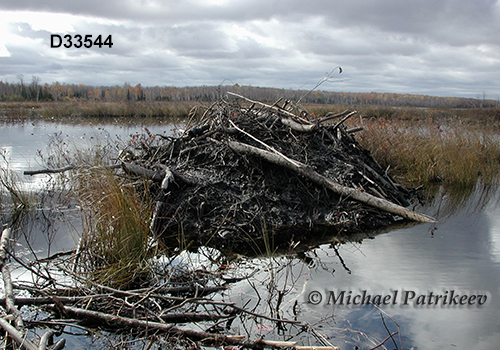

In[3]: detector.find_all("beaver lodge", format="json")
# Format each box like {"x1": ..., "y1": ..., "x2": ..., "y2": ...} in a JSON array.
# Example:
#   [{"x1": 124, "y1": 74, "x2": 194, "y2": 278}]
[{"x1": 120, "y1": 92, "x2": 433, "y2": 252}]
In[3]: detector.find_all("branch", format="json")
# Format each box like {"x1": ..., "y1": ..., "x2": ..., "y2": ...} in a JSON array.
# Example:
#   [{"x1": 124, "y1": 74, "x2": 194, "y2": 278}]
[
  {"x1": 0, "y1": 228, "x2": 23, "y2": 328},
  {"x1": 23, "y1": 164, "x2": 121, "y2": 176},
  {"x1": 228, "y1": 91, "x2": 313, "y2": 126},
  {"x1": 57, "y1": 305, "x2": 289, "y2": 348},
  {"x1": 0, "y1": 317, "x2": 38, "y2": 350},
  {"x1": 227, "y1": 141, "x2": 435, "y2": 223}
]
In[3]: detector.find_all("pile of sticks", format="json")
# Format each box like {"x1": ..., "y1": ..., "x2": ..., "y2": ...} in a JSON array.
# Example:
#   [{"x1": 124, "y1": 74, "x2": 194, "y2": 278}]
[{"x1": 128, "y1": 93, "x2": 432, "y2": 251}]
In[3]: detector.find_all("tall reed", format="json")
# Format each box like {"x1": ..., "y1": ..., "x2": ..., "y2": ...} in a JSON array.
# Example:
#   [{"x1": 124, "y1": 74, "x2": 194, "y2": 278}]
[{"x1": 75, "y1": 166, "x2": 155, "y2": 289}]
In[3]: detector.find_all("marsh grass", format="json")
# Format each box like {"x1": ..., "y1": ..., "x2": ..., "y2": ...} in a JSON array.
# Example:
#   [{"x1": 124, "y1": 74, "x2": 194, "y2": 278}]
[
  {"x1": 1, "y1": 100, "x2": 202, "y2": 120},
  {"x1": 355, "y1": 117, "x2": 500, "y2": 198},
  {"x1": 44, "y1": 133, "x2": 160, "y2": 289},
  {"x1": 76, "y1": 167, "x2": 156, "y2": 289}
]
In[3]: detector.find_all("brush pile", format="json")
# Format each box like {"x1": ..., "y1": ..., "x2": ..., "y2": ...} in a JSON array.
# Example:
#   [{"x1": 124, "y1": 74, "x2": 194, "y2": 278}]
[{"x1": 127, "y1": 93, "x2": 431, "y2": 251}]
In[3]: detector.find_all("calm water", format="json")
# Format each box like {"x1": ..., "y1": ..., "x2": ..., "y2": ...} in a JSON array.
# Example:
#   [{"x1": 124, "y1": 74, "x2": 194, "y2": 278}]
[{"x1": 1, "y1": 119, "x2": 499, "y2": 349}]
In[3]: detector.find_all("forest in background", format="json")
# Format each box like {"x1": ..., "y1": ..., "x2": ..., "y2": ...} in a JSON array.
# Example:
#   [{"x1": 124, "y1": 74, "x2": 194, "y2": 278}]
[{"x1": 0, "y1": 74, "x2": 498, "y2": 109}]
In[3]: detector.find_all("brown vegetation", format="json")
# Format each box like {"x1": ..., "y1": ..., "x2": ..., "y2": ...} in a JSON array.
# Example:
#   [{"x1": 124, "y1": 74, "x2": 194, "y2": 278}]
[{"x1": 353, "y1": 111, "x2": 500, "y2": 198}]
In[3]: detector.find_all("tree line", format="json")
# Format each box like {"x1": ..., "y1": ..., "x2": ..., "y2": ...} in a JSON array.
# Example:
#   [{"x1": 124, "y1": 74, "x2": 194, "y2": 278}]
[{"x1": 0, "y1": 75, "x2": 497, "y2": 109}]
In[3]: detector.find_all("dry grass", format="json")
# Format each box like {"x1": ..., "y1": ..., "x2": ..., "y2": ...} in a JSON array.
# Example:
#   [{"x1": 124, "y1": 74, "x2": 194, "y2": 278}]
[
  {"x1": 0, "y1": 100, "x2": 202, "y2": 120},
  {"x1": 354, "y1": 116, "x2": 500, "y2": 194},
  {"x1": 75, "y1": 167, "x2": 156, "y2": 289}
]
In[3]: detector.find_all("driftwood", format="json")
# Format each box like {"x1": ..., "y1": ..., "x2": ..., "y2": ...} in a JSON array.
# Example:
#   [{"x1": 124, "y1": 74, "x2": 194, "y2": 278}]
[{"x1": 227, "y1": 141, "x2": 433, "y2": 223}]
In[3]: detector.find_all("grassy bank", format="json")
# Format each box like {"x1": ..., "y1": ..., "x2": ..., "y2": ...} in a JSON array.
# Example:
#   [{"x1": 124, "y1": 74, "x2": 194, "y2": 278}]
[
  {"x1": 0, "y1": 100, "x2": 202, "y2": 120},
  {"x1": 75, "y1": 166, "x2": 157, "y2": 289},
  {"x1": 351, "y1": 113, "x2": 500, "y2": 198}
]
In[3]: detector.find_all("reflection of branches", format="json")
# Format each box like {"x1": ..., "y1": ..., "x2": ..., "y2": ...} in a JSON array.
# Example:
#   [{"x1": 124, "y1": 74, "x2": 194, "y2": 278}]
[
  {"x1": 371, "y1": 303, "x2": 403, "y2": 350},
  {"x1": 331, "y1": 242, "x2": 351, "y2": 274}
]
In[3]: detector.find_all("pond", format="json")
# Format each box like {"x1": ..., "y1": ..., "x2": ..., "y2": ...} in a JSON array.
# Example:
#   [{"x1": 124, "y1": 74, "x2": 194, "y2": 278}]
[{"x1": 1, "y1": 118, "x2": 499, "y2": 349}]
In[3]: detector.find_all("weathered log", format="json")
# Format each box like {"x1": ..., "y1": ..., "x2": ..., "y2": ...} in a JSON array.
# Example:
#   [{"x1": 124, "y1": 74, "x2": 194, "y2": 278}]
[
  {"x1": 227, "y1": 141, "x2": 435, "y2": 223},
  {"x1": 121, "y1": 162, "x2": 166, "y2": 182},
  {"x1": 57, "y1": 306, "x2": 261, "y2": 347},
  {"x1": 280, "y1": 118, "x2": 317, "y2": 132}
]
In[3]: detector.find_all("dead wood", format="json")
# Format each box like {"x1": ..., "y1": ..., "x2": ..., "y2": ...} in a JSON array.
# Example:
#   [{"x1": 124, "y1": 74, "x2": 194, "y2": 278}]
[
  {"x1": 227, "y1": 141, "x2": 433, "y2": 223},
  {"x1": 1, "y1": 228, "x2": 63, "y2": 350},
  {"x1": 54, "y1": 305, "x2": 285, "y2": 348},
  {"x1": 1, "y1": 228, "x2": 24, "y2": 328},
  {"x1": 0, "y1": 317, "x2": 39, "y2": 350},
  {"x1": 24, "y1": 164, "x2": 121, "y2": 176}
]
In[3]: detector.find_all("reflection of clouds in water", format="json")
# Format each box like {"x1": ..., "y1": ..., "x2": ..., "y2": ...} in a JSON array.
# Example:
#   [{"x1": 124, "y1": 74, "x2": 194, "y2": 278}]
[
  {"x1": 321, "y1": 204, "x2": 500, "y2": 350},
  {"x1": 226, "y1": 203, "x2": 500, "y2": 349}
]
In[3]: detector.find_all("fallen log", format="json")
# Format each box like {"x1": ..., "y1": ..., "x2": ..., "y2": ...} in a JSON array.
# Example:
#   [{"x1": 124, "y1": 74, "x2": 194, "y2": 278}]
[
  {"x1": 227, "y1": 141, "x2": 434, "y2": 223},
  {"x1": 57, "y1": 305, "x2": 290, "y2": 348}
]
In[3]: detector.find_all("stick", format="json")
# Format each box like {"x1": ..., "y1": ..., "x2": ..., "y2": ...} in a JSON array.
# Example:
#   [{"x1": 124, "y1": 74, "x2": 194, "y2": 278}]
[
  {"x1": 0, "y1": 229, "x2": 41, "y2": 350},
  {"x1": 57, "y1": 306, "x2": 256, "y2": 347},
  {"x1": 318, "y1": 110, "x2": 350, "y2": 124},
  {"x1": 228, "y1": 91, "x2": 313, "y2": 126},
  {"x1": 228, "y1": 119, "x2": 302, "y2": 168},
  {"x1": 331, "y1": 111, "x2": 357, "y2": 129},
  {"x1": 23, "y1": 164, "x2": 79, "y2": 176},
  {"x1": 0, "y1": 228, "x2": 23, "y2": 328},
  {"x1": 0, "y1": 317, "x2": 38, "y2": 350},
  {"x1": 295, "y1": 347, "x2": 339, "y2": 350},
  {"x1": 121, "y1": 162, "x2": 165, "y2": 182},
  {"x1": 24, "y1": 164, "x2": 121, "y2": 176},
  {"x1": 227, "y1": 141, "x2": 435, "y2": 223},
  {"x1": 280, "y1": 118, "x2": 317, "y2": 132}
]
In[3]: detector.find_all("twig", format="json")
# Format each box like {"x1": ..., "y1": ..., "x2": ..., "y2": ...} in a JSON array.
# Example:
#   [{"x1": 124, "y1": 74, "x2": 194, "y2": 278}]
[
  {"x1": 368, "y1": 331, "x2": 399, "y2": 350},
  {"x1": 297, "y1": 66, "x2": 343, "y2": 104},
  {"x1": 380, "y1": 313, "x2": 398, "y2": 350}
]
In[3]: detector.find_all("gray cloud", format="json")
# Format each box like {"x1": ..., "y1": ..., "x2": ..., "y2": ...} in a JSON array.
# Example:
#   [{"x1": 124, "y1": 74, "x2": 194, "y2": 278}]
[{"x1": 0, "y1": 0, "x2": 499, "y2": 97}]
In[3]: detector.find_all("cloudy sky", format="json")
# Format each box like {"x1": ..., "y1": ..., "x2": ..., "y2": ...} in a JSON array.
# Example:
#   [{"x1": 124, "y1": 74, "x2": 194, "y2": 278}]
[{"x1": 0, "y1": 0, "x2": 499, "y2": 98}]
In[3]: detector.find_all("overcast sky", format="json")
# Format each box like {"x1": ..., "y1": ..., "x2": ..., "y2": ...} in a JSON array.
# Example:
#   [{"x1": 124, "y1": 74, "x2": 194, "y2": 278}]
[{"x1": 0, "y1": 0, "x2": 499, "y2": 98}]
